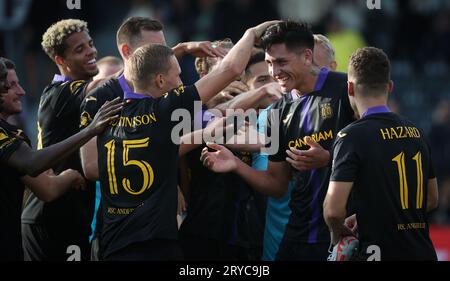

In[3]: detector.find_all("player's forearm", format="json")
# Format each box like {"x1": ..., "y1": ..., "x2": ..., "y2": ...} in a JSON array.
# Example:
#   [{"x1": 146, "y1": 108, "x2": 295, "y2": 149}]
[
  {"x1": 227, "y1": 88, "x2": 264, "y2": 111},
  {"x1": 324, "y1": 199, "x2": 347, "y2": 242},
  {"x1": 22, "y1": 173, "x2": 74, "y2": 202},
  {"x1": 172, "y1": 43, "x2": 187, "y2": 60},
  {"x1": 27, "y1": 128, "x2": 96, "y2": 176},
  {"x1": 233, "y1": 158, "x2": 287, "y2": 198},
  {"x1": 80, "y1": 138, "x2": 99, "y2": 180}
]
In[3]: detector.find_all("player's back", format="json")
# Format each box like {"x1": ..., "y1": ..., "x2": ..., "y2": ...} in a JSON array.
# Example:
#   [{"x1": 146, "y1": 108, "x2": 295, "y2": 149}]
[
  {"x1": 339, "y1": 112, "x2": 437, "y2": 260},
  {"x1": 96, "y1": 85, "x2": 200, "y2": 259}
]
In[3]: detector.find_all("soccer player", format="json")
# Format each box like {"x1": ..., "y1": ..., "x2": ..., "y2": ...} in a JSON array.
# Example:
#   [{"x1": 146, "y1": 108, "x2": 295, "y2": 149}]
[
  {"x1": 80, "y1": 16, "x2": 227, "y2": 181},
  {"x1": 323, "y1": 47, "x2": 438, "y2": 261},
  {"x1": 180, "y1": 50, "x2": 279, "y2": 261},
  {"x1": 200, "y1": 20, "x2": 355, "y2": 260},
  {"x1": 21, "y1": 19, "x2": 104, "y2": 261},
  {"x1": 259, "y1": 34, "x2": 338, "y2": 261},
  {"x1": 95, "y1": 20, "x2": 277, "y2": 260},
  {"x1": 0, "y1": 57, "x2": 122, "y2": 260}
]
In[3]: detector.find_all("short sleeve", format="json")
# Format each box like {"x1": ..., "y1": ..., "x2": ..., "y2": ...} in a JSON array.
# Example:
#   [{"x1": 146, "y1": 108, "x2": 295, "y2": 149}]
[
  {"x1": 157, "y1": 85, "x2": 201, "y2": 116},
  {"x1": 54, "y1": 80, "x2": 88, "y2": 119},
  {"x1": 330, "y1": 132, "x2": 360, "y2": 182}
]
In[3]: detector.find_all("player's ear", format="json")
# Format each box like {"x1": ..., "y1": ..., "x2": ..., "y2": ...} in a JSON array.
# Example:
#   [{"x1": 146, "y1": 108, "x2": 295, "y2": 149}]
[
  {"x1": 387, "y1": 80, "x2": 394, "y2": 95},
  {"x1": 155, "y1": 74, "x2": 164, "y2": 89},
  {"x1": 54, "y1": 55, "x2": 65, "y2": 67},
  {"x1": 347, "y1": 81, "x2": 355, "y2": 97},
  {"x1": 121, "y1": 44, "x2": 131, "y2": 60},
  {"x1": 330, "y1": 61, "x2": 337, "y2": 71},
  {"x1": 303, "y1": 49, "x2": 313, "y2": 66}
]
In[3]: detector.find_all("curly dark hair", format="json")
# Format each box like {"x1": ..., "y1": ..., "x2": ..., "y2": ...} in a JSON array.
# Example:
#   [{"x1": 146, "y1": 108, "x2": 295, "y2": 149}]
[
  {"x1": 260, "y1": 20, "x2": 314, "y2": 53},
  {"x1": 349, "y1": 47, "x2": 390, "y2": 93}
]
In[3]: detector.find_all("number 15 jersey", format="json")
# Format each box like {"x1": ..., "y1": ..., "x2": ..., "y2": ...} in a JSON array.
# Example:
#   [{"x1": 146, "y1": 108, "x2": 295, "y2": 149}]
[{"x1": 96, "y1": 85, "x2": 200, "y2": 258}]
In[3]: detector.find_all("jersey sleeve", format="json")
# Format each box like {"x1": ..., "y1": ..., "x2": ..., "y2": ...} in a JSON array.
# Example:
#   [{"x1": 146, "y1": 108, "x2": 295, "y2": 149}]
[
  {"x1": 330, "y1": 130, "x2": 360, "y2": 182},
  {"x1": 156, "y1": 85, "x2": 201, "y2": 117},
  {"x1": 79, "y1": 90, "x2": 100, "y2": 129},
  {"x1": 54, "y1": 80, "x2": 88, "y2": 120},
  {"x1": 0, "y1": 127, "x2": 22, "y2": 162}
]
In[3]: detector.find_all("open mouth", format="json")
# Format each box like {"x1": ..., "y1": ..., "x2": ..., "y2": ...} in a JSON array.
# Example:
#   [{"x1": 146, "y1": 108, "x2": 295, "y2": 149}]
[
  {"x1": 86, "y1": 58, "x2": 97, "y2": 66},
  {"x1": 277, "y1": 76, "x2": 289, "y2": 84}
]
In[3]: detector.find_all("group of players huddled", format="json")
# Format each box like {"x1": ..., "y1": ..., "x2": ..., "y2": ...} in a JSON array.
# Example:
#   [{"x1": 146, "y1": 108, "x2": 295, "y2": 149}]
[{"x1": 0, "y1": 16, "x2": 438, "y2": 261}]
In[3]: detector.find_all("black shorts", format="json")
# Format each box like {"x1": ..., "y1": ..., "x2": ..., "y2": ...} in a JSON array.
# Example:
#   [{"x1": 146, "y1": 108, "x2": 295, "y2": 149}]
[
  {"x1": 103, "y1": 239, "x2": 183, "y2": 261},
  {"x1": 276, "y1": 238, "x2": 330, "y2": 261},
  {"x1": 22, "y1": 223, "x2": 90, "y2": 261}
]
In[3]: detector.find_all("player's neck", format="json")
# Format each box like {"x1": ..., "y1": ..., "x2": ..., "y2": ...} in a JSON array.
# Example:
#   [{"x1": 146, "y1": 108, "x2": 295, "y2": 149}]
[
  {"x1": 122, "y1": 65, "x2": 134, "y2": 92},
  {"x1": 300, "y1": 67, "x2": 320, "y2": 94},
  {"x1": 58, "y1": 68, "x2": 90, "y2": 81},
  {"x1": 134, "y1": 87, "x2": 160, "y2": 99},
  {"x1": 356, "y1": 98, "x2": 388, "y2": 119}
]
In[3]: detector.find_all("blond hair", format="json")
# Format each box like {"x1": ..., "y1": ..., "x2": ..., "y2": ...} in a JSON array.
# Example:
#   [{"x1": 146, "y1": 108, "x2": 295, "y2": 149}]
[
  {"x1": 41, "y1": 19, "x2": 89, "y2": 60},
  {"x1": 314, "y1": 34, "x2": 335, "y2": 61}
]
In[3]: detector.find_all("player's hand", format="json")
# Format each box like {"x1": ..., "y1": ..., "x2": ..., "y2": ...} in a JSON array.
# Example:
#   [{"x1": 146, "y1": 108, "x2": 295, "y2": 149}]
[
  {"x1": 87, "y1": 97, "x2": 123, "y2": 135},
  {"x1": 331, "y1": 224, "x2": 354, "y2": 245},
  {"x1": 249, "y1": 20, "x2": 282, "y2": 44},
  {"x1": 260, "y1": 82, "x2": 282, "y2": 104},
  {"x1": 344, "y1": 214, "x2": 358, "y2": 236},
  {"x1": 183, "y1": 41, "x2": 228, "y2": 58},
  {"x1": 285, "y1": 136, "x2": 330, "y2": 171},
  {"x1": 60, "y1": 169, "x2": 86, "y2": 191},
  {"x1": 205, "y1": 92, "x2": 234, "y2": 109},
  {"x1": 222, "y1": 81, "x2": 249, "y2": 97},
  {"x1": 200, "y1": 142, "x2": 237, "y2": 173}
]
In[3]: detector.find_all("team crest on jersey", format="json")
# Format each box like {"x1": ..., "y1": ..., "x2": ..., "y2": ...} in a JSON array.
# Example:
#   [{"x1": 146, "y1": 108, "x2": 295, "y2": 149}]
[
  {"x1": 319, "y1": 102, "x2": 333, "y2": 119},
  {"x1": 80, "y1": 111, "x2": 93, "y2": 127},
  {"x1": 70, "y1": 80, "x2": 85, "y2": 94}
]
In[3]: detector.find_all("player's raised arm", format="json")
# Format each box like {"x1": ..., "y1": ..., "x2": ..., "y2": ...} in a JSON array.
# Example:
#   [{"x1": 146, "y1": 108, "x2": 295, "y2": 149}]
[
  {"x1": 5, "y1": 98, "x2": 123, "y2": 177},
  {"x1": 195, "y1": 21, "x2": 279, "y2": 104}
]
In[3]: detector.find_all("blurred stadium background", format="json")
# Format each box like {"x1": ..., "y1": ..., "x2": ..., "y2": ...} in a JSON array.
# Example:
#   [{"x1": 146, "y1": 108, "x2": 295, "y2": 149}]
[{"x1": 0, "y1": 0, "x2": 449, "y2": 260}]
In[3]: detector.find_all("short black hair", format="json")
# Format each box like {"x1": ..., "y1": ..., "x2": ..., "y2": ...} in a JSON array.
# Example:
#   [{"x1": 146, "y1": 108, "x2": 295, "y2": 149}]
[
  {"x1": 245, "y1": 50, "x2": 266, "y2": 77},
  {"x1": 349, "y1": 47, "x2": 391, "y2": 95},
  {"x1": 260, "y1": 20, "x2": 314, "y2": 53},
  {"x1": 116, "y1": 17, "x2": 164, "y2": 48},
  {"x1": 129, "y1": 44, "x2": 174, "y2": 90}
]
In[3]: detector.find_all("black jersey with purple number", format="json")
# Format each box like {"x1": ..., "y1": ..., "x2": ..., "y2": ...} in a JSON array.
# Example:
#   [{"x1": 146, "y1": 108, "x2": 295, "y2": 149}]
[
  {"x1": 331, "y1": 111, "x2": 437, "y2": 260},
  {"x1": 267, "y1": 69, "x2": 354, "y2": 244},
  {"x1": 97, "y1": 85, "x2": 200, "y2": 258},
  {"x1": 0, "y1": 119, "x2": 31, "y2": 260}
]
